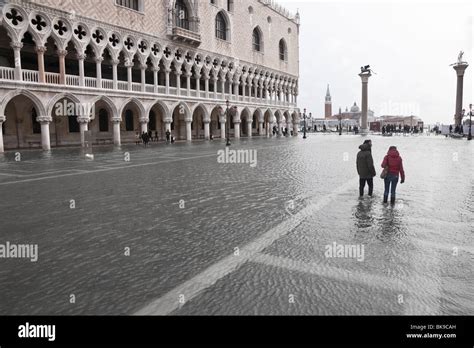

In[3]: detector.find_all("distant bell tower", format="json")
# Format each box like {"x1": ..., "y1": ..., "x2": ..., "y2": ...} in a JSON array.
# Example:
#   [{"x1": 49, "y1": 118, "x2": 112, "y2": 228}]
[{"x1": 325, "y1": 84, "x2": 332, "y2": 119}]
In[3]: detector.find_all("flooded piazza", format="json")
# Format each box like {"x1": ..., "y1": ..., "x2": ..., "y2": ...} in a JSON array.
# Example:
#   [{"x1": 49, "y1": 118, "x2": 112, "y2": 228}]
[{"x1": 0, "y1": 134, "x2": 472, "y2": 315}]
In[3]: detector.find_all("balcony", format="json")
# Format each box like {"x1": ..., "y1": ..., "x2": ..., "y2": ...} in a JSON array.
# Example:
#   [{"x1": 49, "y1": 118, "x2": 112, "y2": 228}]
[
  {"x1": 0, "y1": 66, "x2": 296, "y2": 108},
  {"x1": 171, "y1": 26, "x2": 201, "y2": 46}
]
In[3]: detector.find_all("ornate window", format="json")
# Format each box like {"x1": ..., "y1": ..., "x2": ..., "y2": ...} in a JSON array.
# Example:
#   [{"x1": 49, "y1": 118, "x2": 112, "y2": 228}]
[
  {"x1": 99, "y1": 109, "x2": 109, "y2": 132},
  {"x1": 215, "y1": 12, "x2": 227, "y2": 41},
  {"x1": 252, "y1": 27, "x2": 262, "y2": 52},
  {"x1": 279, "y1": 39, "x2": 288, "y2": 61},
  {"x1": 175, "y1": 0, "x2": 190, "y2": 30}
]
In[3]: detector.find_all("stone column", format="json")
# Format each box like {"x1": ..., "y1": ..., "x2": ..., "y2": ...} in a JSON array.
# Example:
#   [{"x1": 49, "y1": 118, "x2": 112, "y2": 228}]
[
  {"x1": 95, "y1": 57, "x2": 103, "y2": 88},
  {"x1": 185, "y1": 71, "x2": 192, "y2": 97},
  {"x1": 112, "y1": 118, "x2": 121, "y2": 146},
  {"x1": 220, "y1": 116, "x2": 226, "y2": 139},
  {"x1": 112, "y1": 59, "x2": 119, "y2": 90},
  {"x1": 126, "y1": 61, "x2": 133, "y2": 91},
  {"x1": 204, "y1": 74, "x2": 210, "y2": 99},
  {"x1": 77, "y1": 53, "x2": 86, "y2": 86},
  {"x1": 0, "y1": 115, "x2": 5, "y2": 153},
  {"x1": 185, "y1": 120, "x2": 192, "y2": 141},
  {"x1": 58, "y1": 49, "x2": 68, "y2": 85},
  {"x1": 293, "y1": 121, "x2": 299, "y2": 136},
  {"x1": 221, "y1": 79, "x2": 226, "y2": 99},
  {"x1": 453, "y1": 63, "x2": 469, "y2": 126},
  {"x1": 165, "y1": 68, "x2": 171, "y2": 95},
  {"x1": 140, "y1": 64, "x2": 147, "y2": 92},
  {"x1": 195, "y1": 72, "x2": 201, "y2": 97},
  {"x1": 35, "y1": 46, "x2": 46, "y2": 83},
  {"x1": 242, "y1": 81, "x2": 246, "y2": 99},
  {"x1": 247, "y1": 120, "x2": 253, "y2": 138},
  {"x1": 153, "y1": 67, "x2": 159, "y2": 93},
  {"x1": 259, "y1": 121, "x2": 264, "y2": 136},
  {"x1": 11, "y1": 42, "x2": 23, "y2": 81},
  {"x1": 204, "y1": 120, "x2": 210, "y2": 140},
  {"x1": 77, "y1": 116, "x2": 90, "y2": 147},
  {"x1": 176, "y1": 71, "x2": 182, "y2": 96},
  {"x1": 359, "y1": 73, "x2": 372, "y2": 135},
  {"x1": 213, "y1": 77, "x2": 218, "y2": 99},
  {"x1": 234, "y1": 82, "x2": 239, "y2": 100},
  {"x1": 164, "y1": 120, "x2": 172, "y2": 133},
  {"x1": 234, "y1": 118, "x2": 241, "y2": 139},
  {"x1": 140, "y1": 118, "x2": 148, "y2": 134},
  {"x1": 37, "y1": 116, "x2": 52, "y2": 151},
  {"x1": 204, "y1": 74, "x2": 209, "y2": 99}
]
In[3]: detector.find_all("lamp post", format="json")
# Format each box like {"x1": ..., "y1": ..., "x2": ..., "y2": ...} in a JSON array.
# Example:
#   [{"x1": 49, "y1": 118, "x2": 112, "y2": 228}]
[
  {"x1": 226, "y1": 99, "x2": 231, "y2": 146},
  {"x1": 468, "y1": 104, "x2": 472, "y2": 141},
  {"x1": 303, "y1": 108, "x2": 307, "y2": 139}
]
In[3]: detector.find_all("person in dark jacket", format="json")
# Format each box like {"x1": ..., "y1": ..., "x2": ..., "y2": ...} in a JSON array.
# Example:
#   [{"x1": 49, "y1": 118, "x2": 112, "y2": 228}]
[
  {"x1": 381, "y1": 146, "x2": 405, "y2": 204},
  {"x1": 356, "y1": 140, "x2": 376, "y2": 197}
]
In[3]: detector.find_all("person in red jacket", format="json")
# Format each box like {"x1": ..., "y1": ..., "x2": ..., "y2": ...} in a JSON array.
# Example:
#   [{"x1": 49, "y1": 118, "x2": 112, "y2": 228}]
[{"x1": 381, "y1": 146, "x2": 405, "y2": 204}]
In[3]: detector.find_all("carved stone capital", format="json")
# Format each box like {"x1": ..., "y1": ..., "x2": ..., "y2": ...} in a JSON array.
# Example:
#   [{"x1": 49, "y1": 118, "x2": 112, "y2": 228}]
[
  {"x1": 36, "y1": 115, "x2": 53, "y2": 124},
  {"x1": 35, "y1": 46, "x2": 47, "y2": 54},
  {"x1": 0, "y1": 115, "x2": 6, "y2": 123},
  {"x1": 57, "y1": 49, "x2": 68, "y2": 58},
  {"x1": 10, "y1": 42, "x2": 23, "y2": 50},
  {"x1": 77, "y1": 116, "x2": 91, "y2": 124}
]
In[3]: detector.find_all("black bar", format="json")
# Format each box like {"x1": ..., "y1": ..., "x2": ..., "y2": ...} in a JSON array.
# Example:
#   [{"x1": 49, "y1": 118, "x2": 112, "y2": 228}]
[{"x1": 0, "y1": 316, "x2": 472, "y2": 346}]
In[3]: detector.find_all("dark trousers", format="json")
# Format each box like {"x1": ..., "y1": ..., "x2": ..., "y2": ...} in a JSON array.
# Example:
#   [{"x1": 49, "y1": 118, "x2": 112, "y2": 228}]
[{"x1": 359, "y1": 178, "x2": 374, "y2": 196}]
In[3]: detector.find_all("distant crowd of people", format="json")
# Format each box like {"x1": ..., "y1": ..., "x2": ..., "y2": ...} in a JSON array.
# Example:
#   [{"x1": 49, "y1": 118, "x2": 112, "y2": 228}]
[
  {"x1": 382, "y1": 124, "x2": 423, "y2": 135},
  {"x1": 135, "y1": 130, "x2": 175, "y2": 146},
  {"x1": 449, "y1": 124, "x2": 466, "y2": 135}
]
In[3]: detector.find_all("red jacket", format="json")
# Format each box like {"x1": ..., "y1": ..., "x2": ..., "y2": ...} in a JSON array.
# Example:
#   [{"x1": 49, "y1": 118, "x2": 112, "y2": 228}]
[{"x1": 381, "y1": 149, "x2": 405, "y2": 180}]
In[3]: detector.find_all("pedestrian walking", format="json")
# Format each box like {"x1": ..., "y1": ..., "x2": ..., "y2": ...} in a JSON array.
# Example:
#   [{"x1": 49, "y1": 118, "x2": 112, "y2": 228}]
[
  {"x1": 135, "y1": 132, "x2": 140, "y2": 145},
  {"x1": 381, "y1": 146, "x2": 405, "y2": 204},
  {"x1": 356, "y1": 140, "x2": 376, "y2": 197},
  {"x1": 166, "y1": 130, "x2": 171, "y2": 143}
]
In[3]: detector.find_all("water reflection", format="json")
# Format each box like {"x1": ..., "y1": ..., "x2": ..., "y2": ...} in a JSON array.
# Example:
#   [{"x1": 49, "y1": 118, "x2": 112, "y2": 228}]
[
  {"x1": 375, "y1": 204, "x2": 407, "y2": 243},
  {"x1": 353, "y1": 198, "x2": 375, "y2": 229}
]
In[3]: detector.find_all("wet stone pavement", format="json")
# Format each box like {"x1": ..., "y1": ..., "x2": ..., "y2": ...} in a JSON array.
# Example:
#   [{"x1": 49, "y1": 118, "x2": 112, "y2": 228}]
[{"x1": 0, "y1": 134, "x2": 472, "y2": 315}]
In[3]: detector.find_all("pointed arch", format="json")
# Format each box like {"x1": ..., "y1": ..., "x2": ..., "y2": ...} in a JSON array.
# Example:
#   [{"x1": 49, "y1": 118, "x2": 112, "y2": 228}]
[
  {"x1": 88, "y1": 95, "x2": 118, "y2": 117},
  {"x1": 0, "y1": 89, "x2": 46, "y2": 116},
  {"x1": 46, "y1": 93, "x2": 82, "y2": 116},
  {"x1": 146, "y1": 100, "x2": 170, "y2": 122},
  {"x1": 215, "y1": 10, "x2": 230, "y2": 41},
  {"x1": 192, "y1": 103, "x2": 210, "y2": 122},
  {"x1": 119, "y1": 98, "x2": 146, "y2": 119}
]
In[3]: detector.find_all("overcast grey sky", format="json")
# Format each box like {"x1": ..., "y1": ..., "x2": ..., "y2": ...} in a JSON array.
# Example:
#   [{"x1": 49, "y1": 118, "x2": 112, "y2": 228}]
[{"x1": 280, "y1": 0, "x2": 473, "y2": 124}]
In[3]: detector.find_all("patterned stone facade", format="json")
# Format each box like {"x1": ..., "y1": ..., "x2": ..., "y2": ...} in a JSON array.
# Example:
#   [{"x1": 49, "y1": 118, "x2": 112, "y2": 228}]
[{"x1": 0, "y1": 0, "x2": 301, "y2": 152}]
